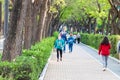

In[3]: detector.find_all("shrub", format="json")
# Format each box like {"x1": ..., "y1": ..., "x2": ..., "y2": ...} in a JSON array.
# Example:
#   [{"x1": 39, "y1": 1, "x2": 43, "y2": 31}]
[
  {"x1": 81, "y1": 33, "x2": 120, "y2": 59},
  {"x1": 0, "y1": 37, "x2": 55, "y2": 80},
  {"x1": 53, "y1": 31, "x2": 59, "y2": 39}
]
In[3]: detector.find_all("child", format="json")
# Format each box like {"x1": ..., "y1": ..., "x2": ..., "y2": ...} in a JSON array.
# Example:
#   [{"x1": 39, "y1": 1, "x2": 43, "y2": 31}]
[
  {"x1": 67, "y1": 33, "x2": 74, "y2": 53},
  {"x1": 54, "y1": 35, "x2": 64, "y2": 62}
]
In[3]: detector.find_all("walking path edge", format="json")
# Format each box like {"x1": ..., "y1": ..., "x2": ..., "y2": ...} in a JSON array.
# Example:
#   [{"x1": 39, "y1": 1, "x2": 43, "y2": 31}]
[{"x1": 38, "y1": 52, "x2": 52, "y2": 80}]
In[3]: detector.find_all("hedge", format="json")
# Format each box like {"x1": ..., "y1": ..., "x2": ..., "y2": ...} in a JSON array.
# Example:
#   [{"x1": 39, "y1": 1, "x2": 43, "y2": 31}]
[
  {"x1": 80, "y1": 33, "x2": 120, "y2": 59},
  {"x1": 0, "y1": 37, "x2": 55, "y2": 80}
]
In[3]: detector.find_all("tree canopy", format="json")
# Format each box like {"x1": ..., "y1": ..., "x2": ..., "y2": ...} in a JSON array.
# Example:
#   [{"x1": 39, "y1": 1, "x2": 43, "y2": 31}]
[{"x1": 1, "y1": 0, "x2": 120, "y2": 61}]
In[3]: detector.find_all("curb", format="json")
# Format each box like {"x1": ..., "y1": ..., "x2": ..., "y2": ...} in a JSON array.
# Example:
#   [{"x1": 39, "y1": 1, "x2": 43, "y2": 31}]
[
  {"x1": 79, "y1": 43, "x2": 120, "y2": 79},
  {"x1": 80, "y1": 43, "x2": 120, "y2": 63},
  {"x1": 38, "y1": 52, "x2": 52, "y2": 80}
]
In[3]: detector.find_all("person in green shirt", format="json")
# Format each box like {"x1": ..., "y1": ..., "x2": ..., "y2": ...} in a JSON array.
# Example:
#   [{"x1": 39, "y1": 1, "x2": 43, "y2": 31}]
[{"x1": 54, "y1": 35, "x2": 64, "y2": 62}]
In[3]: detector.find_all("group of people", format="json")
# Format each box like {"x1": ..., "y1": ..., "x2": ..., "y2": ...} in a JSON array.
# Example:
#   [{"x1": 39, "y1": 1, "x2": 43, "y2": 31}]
[
  {"x1": 54, "y1": 27, "x2": 120, "y2": 71},
  {"x1": 54, "y1": 31, "x2": 77, "y2": 62},
  {"x1": 54, "y1": 26, "x2": 81, "y2": 62},
  {"x1": 54, "y1": 31, "x2": 111, "y2": 69}
]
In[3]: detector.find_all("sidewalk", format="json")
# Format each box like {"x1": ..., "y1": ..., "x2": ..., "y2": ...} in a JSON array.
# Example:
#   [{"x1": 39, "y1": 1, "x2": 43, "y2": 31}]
[{"x1": 42, "y1": 44, "x2": 120, "y2": 80}]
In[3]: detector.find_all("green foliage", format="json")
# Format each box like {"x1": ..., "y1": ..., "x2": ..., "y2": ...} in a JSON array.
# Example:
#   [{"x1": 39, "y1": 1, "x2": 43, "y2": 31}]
[
  {"x1": 50, "y1": 0, "x2": 66, "y2": 15},
  {"x1": 0, "y1": 61, "x2": 12, "y2": 79},
  {"x1": 0, "y1": 0, "x2": 4, "y2": 3},
  {"x1": 60, "y1": 0, "x2": 110, "y2": 30},
  {"x1": 73, "y1": 32, "x2": 77, "y2": 35},
  {"x1": 0, "y1": 76, "x2": 12, "y2": 80},
  {"x1": 53, "y1": 31, "x2": 59, "y2": 39},
  {"x1": 50, "y1": 6, "x2": 58, "y2": 14},
  {"x1": 0, "y1": 37, "x2": 55, "y2": 80},
  {"x1": 81, "y1": 33, "x2": 120, "y2": 59},
  {"x1": 13, "y1": 56, "x2": 38, "y2": 80}
]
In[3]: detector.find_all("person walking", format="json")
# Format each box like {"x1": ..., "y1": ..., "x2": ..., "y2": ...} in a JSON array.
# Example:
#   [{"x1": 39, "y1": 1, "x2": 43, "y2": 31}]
[
  {"x1": 73, "y1": 34, "x2": 77, "y2": 43},
  {"x1": 117, "y1": 39, "x2": 120, "y2": 63},
  {"x1": 98, "y1": 36, "x2": 111, "y2": 71},
  {"x1": 60, "y1": 30, "x2": 67, "y2": 53},
  {"x1": 54, "y1": 35, "x2": 64, "y2": 62},
  {"x1": 77, "y1": 33, "x2": 80, "y2": 44},
  {"x1": 67, "y1": 33, "x2": 74, "y2": 53}
]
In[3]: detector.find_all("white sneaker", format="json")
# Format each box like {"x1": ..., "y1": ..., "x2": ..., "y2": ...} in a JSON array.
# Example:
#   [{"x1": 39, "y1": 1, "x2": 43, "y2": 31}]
[{"x1": 102, "y1": 68, "x2": 106, "y2": 71}]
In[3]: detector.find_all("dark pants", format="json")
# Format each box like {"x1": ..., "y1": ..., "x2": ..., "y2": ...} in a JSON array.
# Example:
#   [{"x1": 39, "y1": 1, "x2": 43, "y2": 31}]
[
  {"x1": 77, "y1": 38, "x2": 80, "y2": 44},
  {"x1": 57, "y1": 49, "x2": 62, "y2": 59}
]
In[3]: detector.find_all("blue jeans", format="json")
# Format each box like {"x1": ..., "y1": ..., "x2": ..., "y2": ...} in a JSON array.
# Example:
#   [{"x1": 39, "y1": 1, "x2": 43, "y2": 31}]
[
  {"x1": 63, "y1": 44, "x2": 66, "y2": 52},
  {"x1": 69, "y1": 44, "x2": 73, "y2": 52},
  {"x1": 102, "y1": 55, "x2": 108, "y2": 68}
]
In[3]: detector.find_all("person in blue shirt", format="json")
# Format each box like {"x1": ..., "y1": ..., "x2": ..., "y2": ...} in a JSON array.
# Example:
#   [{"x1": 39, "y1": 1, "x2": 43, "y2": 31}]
[
  {"x1": 60, "y1": 30, "x2": 67, "y2": 53},
  {"x1": 54, "y1": 35, "x2": 64, "y2": 62},
  {"x1": 67, "y1": 33, "x2": 74, "y2": 53}
]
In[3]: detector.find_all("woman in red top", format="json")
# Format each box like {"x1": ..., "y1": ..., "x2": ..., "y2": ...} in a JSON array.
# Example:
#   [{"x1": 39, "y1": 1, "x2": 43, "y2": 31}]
[{"x1": 98, "y1": 36, "x2": 111, "y2": 71}]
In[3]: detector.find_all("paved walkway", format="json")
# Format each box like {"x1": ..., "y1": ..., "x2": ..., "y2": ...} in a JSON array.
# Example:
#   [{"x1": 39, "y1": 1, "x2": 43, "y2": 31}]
[{"x1": 41, "y1": 44, "x2": 120, "y2": 80}]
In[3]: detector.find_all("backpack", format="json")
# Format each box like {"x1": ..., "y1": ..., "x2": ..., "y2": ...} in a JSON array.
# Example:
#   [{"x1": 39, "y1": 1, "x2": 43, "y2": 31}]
[
  {"x1": 68, "y1": 38, "x2": 74, "y2": 44},
  {"x1": 69, "y1": 40, "x2": 73, "y2": 44}
]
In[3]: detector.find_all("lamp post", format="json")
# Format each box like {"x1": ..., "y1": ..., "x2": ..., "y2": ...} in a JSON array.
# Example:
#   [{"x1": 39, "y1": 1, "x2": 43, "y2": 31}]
[{"x1": 4, "y1": 0, "x2": 9, "y2": 38}]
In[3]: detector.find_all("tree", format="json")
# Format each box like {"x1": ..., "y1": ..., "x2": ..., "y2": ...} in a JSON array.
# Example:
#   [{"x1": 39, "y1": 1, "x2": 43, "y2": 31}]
[
  {"x1": 2, "y1": 0, "x2": 28, "y2": 61},
  {"x1": 24, "y1": 0, "x2": 33, "y2": 49},
  {"x1": 58, "y1": 0, "x2": 110, "y2": 34},
  {"x1": 49, "y1": 0, "x2": 66, "y2": 35},
  {"x1": 36, "y1": 0, "x2": 48, "y2": 41},
  {"x1": 108, "y1": 0, "x2": 120, "y2": 34},
  {"x1": 31, "y1": 0, "x2": 41, "y2": 44}
]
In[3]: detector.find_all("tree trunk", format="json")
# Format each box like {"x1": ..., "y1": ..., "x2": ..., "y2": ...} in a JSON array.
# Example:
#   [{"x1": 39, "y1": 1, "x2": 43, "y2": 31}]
[
  {"x1": 30, "y1": 0, "x2": 42, "y2": 44},
  {"x1": 88, "y1": 17, "x2": 92, "y2": 34},
  {"x1": 39, "y1": 0, "x2": 49, "y2": 40},
  {"x1": 36, "y1": 0, "x2": 43, "y2": 42},
  {"x1": 110, "y1": 8, "x2": 118, "y2": 34},
  {"x1": 108, "y1": 0, "x2": 120, "y2": 35},
  {"x1": 46, "y1": 13, "x2": 52, "y2": 37},
  {"x1": 44, "y1": 13, "x2": 50, "y2": 37},
  {"x1": 48, "y1": 16, "x2": 54, "y2": 36},
  {"x1": 24, "y1": 0, "x2": 32, "y2": 49},
  {"x1": 0, "y1": 2, "x2": 1, "y2": 32},
  {"x1": 43, "y1": 0, "x2": 51, "y2": 37},
  {"x1": 93, "y1": 18, "x2": 97, "y2": 34},
  {"x1": 2, "y1": 0, "x2": 28, "y2": 61},
  {"x1": 31, "y1": 5, "x2": 38, "y2": 44},
  {"x1": 101, "y1": 18, "x2": 107, "y2": 34}
]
